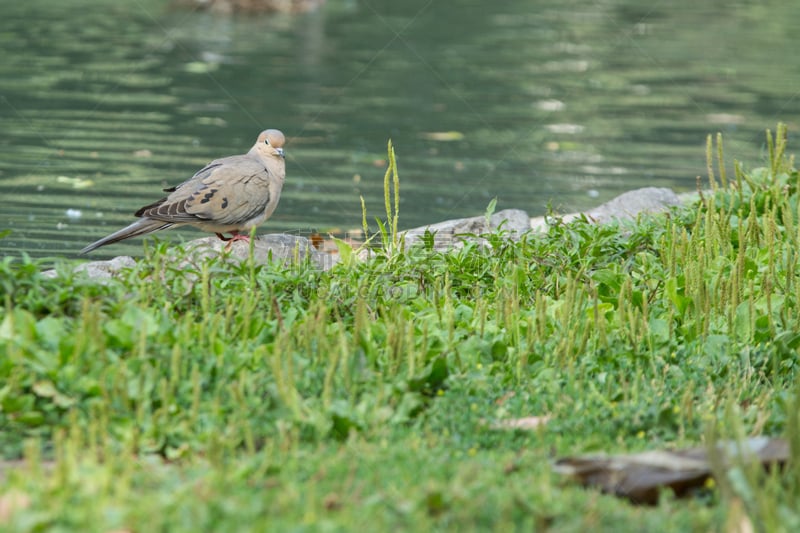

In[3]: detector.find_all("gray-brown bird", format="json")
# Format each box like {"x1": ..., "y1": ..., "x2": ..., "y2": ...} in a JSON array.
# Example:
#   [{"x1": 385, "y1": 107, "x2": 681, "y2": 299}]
[{"x1": 80, "y1": 129, "x2": 286, "y2": 254}]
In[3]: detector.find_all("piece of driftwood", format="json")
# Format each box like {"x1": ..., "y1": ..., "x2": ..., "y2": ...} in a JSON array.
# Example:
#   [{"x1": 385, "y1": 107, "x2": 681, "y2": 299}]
[{"x1": 553, "y1": 437, "x2": 789, "y2": 504}]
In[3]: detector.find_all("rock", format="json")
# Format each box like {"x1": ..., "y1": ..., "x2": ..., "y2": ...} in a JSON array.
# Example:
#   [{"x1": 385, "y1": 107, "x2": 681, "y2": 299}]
[
  {"x1": 532, "y1": 187, "x2": 681, "y2": 230},
  {"x1": 401, "y1": 188, "x2": 680, "y2": 251},
  {"x1": 151, "y1": 234, "x2": 336, "y2": 288},
  {"x1": 51, "y1": 234, "x2": 335, "y2": 283},
  {"x1": 582, "y1": 187, "x2": 682, "y2": 224},
  {"x1": 42, "y1": 255, "x2": 136, "y2": 282},
  {"x1": 178, "y1": 234, "x2": 335, "y2": 271},
  {"x1": 402, "y1": 209, "x2": 531, "y2": 250}
]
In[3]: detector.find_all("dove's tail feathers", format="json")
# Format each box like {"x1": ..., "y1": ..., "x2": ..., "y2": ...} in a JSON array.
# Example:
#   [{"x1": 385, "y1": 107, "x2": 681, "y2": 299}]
[{"x1": 79, "y1": 218, "x2": 174, "y2": 255}]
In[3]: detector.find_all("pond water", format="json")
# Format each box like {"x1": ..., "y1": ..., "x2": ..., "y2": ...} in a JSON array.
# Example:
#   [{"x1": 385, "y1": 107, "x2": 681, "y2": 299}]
[{"x1": 2, "y1": 0, "x2": 800, "y2": 258}]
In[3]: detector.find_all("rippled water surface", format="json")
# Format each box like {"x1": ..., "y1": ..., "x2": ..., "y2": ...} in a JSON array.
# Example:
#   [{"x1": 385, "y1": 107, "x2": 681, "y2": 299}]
[{"x1": 3, "y1": 0, "x2": 800, "y2": 258}]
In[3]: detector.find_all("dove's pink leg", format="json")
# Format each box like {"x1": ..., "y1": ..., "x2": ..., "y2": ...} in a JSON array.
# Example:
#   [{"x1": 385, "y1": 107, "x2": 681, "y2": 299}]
[{"x1": 216, "y1": 231, "x2": 251, "y2": 250}]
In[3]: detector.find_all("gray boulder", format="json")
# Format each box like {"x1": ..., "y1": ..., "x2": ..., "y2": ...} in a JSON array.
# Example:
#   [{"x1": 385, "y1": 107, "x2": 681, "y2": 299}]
[
  {"x1": 581, "y1": 187, "x2": 682, "y2": 224},
  {"x1": 42, "y1": 255, "x2": 136, "y2": 282},
  {"x1": 402, "y1": 209, "x2": 531, "y2": 250},
  {"x1": 533, "y1": 187, "x2": 681, "y2": 230},
  {"x1": 51, "y1": 234, "x2": 334, "y2": 283},
  {"x1": 178, "y1": 234, "x2": 335, "y2": 271}
]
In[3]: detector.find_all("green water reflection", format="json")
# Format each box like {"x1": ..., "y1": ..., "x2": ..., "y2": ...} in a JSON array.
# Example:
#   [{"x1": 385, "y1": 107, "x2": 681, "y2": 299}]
[{"x1": 2, "y1": 0, "x2": 800, "y2": 258}]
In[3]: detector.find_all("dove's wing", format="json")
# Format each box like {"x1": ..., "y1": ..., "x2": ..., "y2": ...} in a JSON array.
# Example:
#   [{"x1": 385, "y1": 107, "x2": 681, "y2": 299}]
[{"x1": 135, "y1": 156, "x2": 278, "y2": 229}]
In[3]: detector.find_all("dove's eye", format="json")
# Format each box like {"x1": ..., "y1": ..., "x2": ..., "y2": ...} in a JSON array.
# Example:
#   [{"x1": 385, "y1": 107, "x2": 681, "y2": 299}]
[{"x1": 264, "y1": 138, "x2": 271, "y2": 145}]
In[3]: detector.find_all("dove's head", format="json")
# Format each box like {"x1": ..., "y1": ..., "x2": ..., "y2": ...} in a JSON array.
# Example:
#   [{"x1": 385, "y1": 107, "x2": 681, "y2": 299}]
[{"x1": 253, "y1": 129, "x2": 286, "y2": 160}]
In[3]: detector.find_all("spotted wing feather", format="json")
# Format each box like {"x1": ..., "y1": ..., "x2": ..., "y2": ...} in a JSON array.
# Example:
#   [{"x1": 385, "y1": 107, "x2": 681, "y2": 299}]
[{"x1": 135, "y1": 156, "x2": 274, "y2": 228}]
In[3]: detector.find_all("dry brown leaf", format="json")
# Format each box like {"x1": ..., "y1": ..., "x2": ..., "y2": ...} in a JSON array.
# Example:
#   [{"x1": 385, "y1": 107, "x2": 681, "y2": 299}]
[{"x1": 309, "y1": 233, "x2": 325, "y2": 250}]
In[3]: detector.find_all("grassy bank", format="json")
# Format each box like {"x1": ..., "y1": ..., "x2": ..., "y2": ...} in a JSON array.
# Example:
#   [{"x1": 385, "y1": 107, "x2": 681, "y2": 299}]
[{"x1": 2, "y1": 126, "x2": 800, "y2": 531}]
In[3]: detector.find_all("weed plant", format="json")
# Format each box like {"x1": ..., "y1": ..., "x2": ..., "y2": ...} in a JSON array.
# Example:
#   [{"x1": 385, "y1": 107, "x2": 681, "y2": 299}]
[{"x1": 1, "y1": 127, "x2": 800, "y2": 531}]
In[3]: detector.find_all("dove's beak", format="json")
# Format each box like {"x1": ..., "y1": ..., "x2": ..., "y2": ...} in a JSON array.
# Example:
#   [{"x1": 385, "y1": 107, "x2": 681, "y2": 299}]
[{"x1": 276, "y1": 148, "x2": 285, "y2": 158}]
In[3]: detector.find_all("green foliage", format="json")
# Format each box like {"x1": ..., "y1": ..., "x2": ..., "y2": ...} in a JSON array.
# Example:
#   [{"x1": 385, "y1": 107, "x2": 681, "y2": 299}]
[
  {"x1": 2, "y1": 126, "x2": 800, "y2": 530},
  {"x1": 379, "y1": 139, "x2": 401, "y2": 251}
]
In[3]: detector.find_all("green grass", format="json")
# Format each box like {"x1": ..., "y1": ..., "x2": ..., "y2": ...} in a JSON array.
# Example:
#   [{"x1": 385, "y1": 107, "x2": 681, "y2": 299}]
[{"x1": 2, "y1": 126, "x2": 800, "y2": 531}]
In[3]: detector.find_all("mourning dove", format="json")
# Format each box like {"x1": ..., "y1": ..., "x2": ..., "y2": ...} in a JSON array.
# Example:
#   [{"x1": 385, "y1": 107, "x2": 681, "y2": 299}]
[{"x1": 79, "y1": 129, "x2": 286, "y2": 254}]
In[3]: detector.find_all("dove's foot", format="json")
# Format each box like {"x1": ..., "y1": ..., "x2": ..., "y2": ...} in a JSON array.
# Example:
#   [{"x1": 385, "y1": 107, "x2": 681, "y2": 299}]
[{"x1": 218, "y1": 231, "x2": 251, "y2": 251}]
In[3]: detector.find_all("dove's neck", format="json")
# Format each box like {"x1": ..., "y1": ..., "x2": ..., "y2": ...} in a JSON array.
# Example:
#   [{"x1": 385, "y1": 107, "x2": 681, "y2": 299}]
[
  {"x1": 249, "y1": 147, "x2": 271, "y2": 164},
  {"x1": 249, "y1": 147, "x2": 285, "y2": 179}
]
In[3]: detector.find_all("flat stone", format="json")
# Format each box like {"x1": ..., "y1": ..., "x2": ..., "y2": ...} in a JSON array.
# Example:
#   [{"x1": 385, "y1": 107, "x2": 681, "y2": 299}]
[
  {"x1": 50, "y1": 234, "x2": 336, "y2": 283},
  {"x1": 403, "y1": 208, "x2": 531, "y2": 250},
  {"x1": 42, "y1": 255, "x2": 136, "y2": 282},
  {"x1": 179, "y1": 234, "x2": 336, "y2": 271},
  {"x1": 531, "y1": 187, "x2": 681, "y2": 230},
  {"x1": 582, "y1": 187, "x2": 681, "y2": 224}
]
